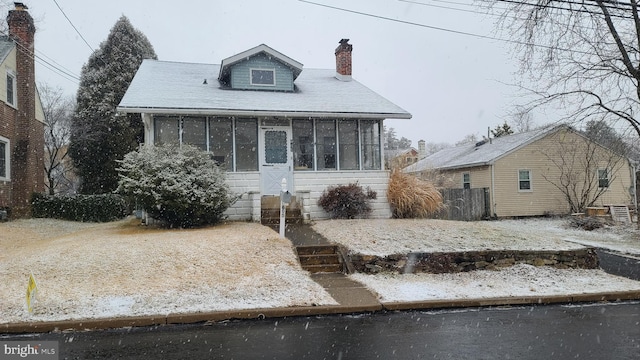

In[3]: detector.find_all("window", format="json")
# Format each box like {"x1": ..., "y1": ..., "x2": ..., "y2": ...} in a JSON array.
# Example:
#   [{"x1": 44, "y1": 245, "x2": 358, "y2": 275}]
[
  {"x1": 518, "y1": 170, "x2": 531, "y2": 191},
  {"x1": 6, "y1": 71, "x2": 15, "y2": 106},
  {"x1": 316, "y1": 120, "x2": 336, "y2": 170},
  {"x1": 0, "y1": 137, "x2": 8, "y2": 180},
  {"x1": 182, "y1": 117, "x2": 207, "y2": 151},
  {"x1": 250, "y1": 69, "x2": 275, "y2": 86},
  {"x1": 235, "y1": 119, "x2": 258, "y2": 171},
  {"x1": 361, "y1": 120, "x2": 381, "y2": 170},
  {"x1": 154, "y1": 116, "x2": 180, "y2": 145},
  {"x1": 293, "y1": 120, "x2": 314, "y2": 170},
  {"x1": 339, "y1": 120, "x2": 359, "y2": 170},
  {"x1": 463, "y1": 173, "x2": 470, "y2": 189},
  {"x1": 598, "y1": 168, "x2": 610, "y2": 189},
  {"x1": 209, "y1": 118, "x2": 233, "y2": 169}
]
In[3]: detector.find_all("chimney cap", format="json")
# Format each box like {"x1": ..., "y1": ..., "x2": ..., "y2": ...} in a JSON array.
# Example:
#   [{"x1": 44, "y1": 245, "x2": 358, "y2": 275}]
[
  {"x1": 14, "y1": 2, "x2": 28, "y2": 10},
  {"x1": 339, "y1": 38, "x2": 350, "y2": 44}
]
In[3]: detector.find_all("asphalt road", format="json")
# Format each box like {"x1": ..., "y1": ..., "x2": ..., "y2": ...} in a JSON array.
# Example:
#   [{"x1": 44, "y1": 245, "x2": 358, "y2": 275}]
[{"x1": 597, "y1": 250, "x2": 640, "y2": 280}]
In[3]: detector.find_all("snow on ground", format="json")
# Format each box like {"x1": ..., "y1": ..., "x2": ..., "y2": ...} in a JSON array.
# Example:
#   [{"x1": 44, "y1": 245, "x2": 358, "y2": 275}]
[
  {"x1": 0, "y1": 218, "x2": 337, "y2": 324},
  {"x1": 314, "y1": 218, "x2": 640, "y2": 303},
  {"x1": 350, "y1": 264, "x2": 640, "y2": 302},
  {"x1": 312, "y1": 218, "x2": 640, "y2": 256},
  {"x1": 2, "y1": 216, "x2": 640, "y2": 325}
]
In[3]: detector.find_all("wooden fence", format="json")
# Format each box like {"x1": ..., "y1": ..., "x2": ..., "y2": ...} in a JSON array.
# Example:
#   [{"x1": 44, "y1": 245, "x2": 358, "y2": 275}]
[{"x1": 430, "y1": 188, "x2": 489, "y2": 221}]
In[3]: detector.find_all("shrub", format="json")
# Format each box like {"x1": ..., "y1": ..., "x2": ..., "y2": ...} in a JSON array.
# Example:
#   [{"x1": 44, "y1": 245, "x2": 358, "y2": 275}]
[
  {"x1": 567, "y1": 216, "x2": 608, "y2": 231},
  {"x1": 388, "y1": 170, "x2": 443, "y2": 218},
  {"x1": 117, "y1": 144, "x2": 235, "y2": 228},
  {"x1": 31, "y1": 193, "x2": 129, "y2": 222},
  {"x1": 317, "y1": 182, "x2": 377, "y2": 219}
]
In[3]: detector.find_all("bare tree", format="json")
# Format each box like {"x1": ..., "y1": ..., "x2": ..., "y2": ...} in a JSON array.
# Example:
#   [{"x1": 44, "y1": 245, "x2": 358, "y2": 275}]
[
  {"x1": 539, "y1": 129, "x2": 628, "y2": 213},
  {"x1": 40, "y1": 84, "x2": 76, "y2": 195},
  {"x1": 510, "y1": 106, "x2": 535, "y2": 133},
  {"x1": 484, "y1": 1, "x2": 640, "y2": 140}
]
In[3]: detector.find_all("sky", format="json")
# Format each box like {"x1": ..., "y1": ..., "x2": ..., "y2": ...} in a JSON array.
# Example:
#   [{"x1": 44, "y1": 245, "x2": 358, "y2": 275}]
[{"x1": 22, "y1": 0, "x2": 529, "y2": 146}]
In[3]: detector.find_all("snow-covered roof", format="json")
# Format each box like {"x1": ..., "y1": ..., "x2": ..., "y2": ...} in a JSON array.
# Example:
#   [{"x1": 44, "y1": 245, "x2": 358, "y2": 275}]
[
  {"x1": 404, "y1": 126, "x2": 564, "y2": 173},
  {"x1": 218, "y1": 44, "x2": 303, "y2": 82},
  {"x1": 118, "y1": 59, "x2": 412, "y2": 119}
]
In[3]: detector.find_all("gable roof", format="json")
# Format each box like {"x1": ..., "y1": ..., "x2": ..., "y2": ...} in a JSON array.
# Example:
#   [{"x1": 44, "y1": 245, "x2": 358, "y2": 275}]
[
  {"x1": 118, "y1": 59, "x2": 412, "y2": 119},
  {"x1": 404, "y1": 125, "x2": 567, "y2": 173},
  {"x1": 218, "y1": 44, "x2": 304, "y2": 84},
  {"x1": 0, "y1": 36, "x2": 15, "y2": 64}
]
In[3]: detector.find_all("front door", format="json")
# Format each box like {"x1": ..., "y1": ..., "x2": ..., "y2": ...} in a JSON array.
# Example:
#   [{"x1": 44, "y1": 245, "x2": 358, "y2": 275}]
[{"x1": 260, "y1": 126, "x2": 293, "y2": 195}]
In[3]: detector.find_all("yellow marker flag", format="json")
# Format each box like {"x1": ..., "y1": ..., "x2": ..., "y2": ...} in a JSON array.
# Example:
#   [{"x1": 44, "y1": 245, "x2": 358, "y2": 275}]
[{"x1": 26, "y1": 274, "x2": 37, "y2": 313}]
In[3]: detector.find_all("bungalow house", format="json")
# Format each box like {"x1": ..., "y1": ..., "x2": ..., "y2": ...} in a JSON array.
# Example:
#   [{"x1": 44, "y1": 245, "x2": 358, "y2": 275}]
[
  {"x1": 385, "y1": 147, "x2": 420, "y2": 170},
  {"x1": 118, "y1": 39, "x2": 411, "y2": 221},
  {"x1": 0, "y1": 3, "x2": 45, "y2": 218},
  {"x1": 404, "y1": 125, "x2": 635, "y2": 218}
]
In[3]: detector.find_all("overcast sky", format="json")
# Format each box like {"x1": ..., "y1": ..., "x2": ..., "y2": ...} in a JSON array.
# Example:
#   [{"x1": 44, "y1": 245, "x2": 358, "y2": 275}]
[{"x1": 24, "y1": 0, "x2": 530, "y2": 146}]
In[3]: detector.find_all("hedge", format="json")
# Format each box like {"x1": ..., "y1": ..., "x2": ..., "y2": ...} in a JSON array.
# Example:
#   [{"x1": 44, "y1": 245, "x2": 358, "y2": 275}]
[{"x1": 31, "y1": 193, "x2": 129, "y2": 222}]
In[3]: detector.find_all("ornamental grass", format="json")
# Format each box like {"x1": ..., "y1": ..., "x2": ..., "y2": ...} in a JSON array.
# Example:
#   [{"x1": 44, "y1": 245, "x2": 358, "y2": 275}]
[{"x1": 388, "y1": 169, "x2": 444, "y2": 218}]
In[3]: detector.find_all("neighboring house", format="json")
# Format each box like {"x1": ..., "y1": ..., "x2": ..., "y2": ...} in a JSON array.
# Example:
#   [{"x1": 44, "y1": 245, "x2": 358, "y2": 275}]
[
  {"x1": 405, "y1": 125, "x2": 635, "y2": 218},
  {"x1": 0, "y1": 3, "x2": 44, "y2": 218},
  {"x1": 118, "y1": 39, "x2": 411, "y2": 221},
  {"x1": 385, "y1": 147, "x2": 419, "y2": 170}
]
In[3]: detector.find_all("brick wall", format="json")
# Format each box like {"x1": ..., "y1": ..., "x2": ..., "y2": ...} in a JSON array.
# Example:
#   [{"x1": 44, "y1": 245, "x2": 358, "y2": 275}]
[{"x1": 5, "y1": 5, "x2": 43, "y2": 217}]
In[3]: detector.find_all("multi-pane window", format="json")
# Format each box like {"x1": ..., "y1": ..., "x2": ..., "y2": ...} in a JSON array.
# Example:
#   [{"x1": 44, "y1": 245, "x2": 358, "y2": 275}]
[
  {"x1": 0, "y1": 139, "x2": 7, "y2": 179},
  {"x1": 209, "y1": 118, "x2": 233, "y2": 169},
  {"x1": 153, "y1": 116, "x2": 381, "y2": 172},
  {"x1": 235, "y1": 119, "x2": 258, "y2": 171},
  {"x1": 598, "y1": 168, "x2": 610, "y2": 189},
  {"x1": 292, "y1": 120, "x2": 314, "y2": 170},
  {"x1": 518, "y1": 169, "x2": 531, "y2": 191},
  {"x1": 6, "y1": 71, "x2": 15, "y2": 106},
  {"x1": 463, "y1": 173, "x2": 470, "y2": 189}
]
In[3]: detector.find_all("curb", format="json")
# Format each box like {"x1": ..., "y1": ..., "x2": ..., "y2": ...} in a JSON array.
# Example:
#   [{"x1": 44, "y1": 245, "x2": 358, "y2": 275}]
[{"x1": 2, "y1": 291, "x2": 639, "y2": 334}]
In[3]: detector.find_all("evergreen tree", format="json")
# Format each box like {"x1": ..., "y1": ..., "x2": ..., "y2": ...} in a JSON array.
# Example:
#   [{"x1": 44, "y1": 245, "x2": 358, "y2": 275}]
[
  {"x1": 69, "y1": 16, "x2": 157, "y2": 194},
  {"x1": 491, "y1": 122, "x2": 514, "y2": 138}
]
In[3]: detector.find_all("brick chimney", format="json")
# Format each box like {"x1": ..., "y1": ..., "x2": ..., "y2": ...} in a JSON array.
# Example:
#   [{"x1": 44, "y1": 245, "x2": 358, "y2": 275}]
[
  {"x1": 7, "y1": 2, "x2": 42, "y2": 217},
  {"x1": 335, "y1": 38, "x2": 352, "y2": 81}
]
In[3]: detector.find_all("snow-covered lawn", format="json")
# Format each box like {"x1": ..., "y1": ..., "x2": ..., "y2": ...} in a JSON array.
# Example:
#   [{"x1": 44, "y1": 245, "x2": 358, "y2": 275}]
[
  {"x1": 0, "y1": 218, "x2": 337, "y2": 324},
  {"x1": 312, "y1": 218, "x2": 640, "y2": 303},
  {"x1": 2, "y1": 216, "x2": 640, "y2": 325},
  {"x1": 312, "y1": 218, "x2": 640, "y2": 256}
]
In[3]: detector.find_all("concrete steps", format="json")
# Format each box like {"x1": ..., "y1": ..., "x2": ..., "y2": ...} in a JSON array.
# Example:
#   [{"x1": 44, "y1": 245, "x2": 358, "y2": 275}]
[{"x1": 296, "y1": 245, "x2": 343, "y2": 273}]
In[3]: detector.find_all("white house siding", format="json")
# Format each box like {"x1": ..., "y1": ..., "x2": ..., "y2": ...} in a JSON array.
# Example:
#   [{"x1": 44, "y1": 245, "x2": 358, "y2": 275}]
[
  {"x1": 223, "y1": 172, "x2": 260, "y2": 221},
  {"x1": 221, "y1": 170, "x2": 392, "y2": 221},
  {"x1": 293, "y1": 170, "x2": 392, "y2": 220}
]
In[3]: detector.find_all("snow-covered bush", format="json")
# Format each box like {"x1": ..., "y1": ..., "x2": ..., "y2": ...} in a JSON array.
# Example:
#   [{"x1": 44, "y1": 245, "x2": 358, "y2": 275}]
[{"x1": 117, "y1": 144, "x2": 234, "y2": 228}]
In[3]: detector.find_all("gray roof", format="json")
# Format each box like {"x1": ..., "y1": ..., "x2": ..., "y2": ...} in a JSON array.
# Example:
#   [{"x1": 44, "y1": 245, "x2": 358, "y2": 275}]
[
  {"x1": 404, "y1": 126, "x2": 563, "y2": 173},
  {"x1": 0, "y1": 36, "x2": 15, "y2": 64},
  {"x1": 118, "y1": 59, "x2": 412, "y2": 119}
]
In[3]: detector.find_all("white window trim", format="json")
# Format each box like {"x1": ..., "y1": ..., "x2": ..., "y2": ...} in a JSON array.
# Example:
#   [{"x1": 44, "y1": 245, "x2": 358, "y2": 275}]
[
  {"x1": 6, "y1": 69, "x2": 16, "y2": 108},
  {"x1": 518, "y1": 169, "x2": 532, "y2": 192},
  {"x1": 597, "y1": 168, "x2": 610, "y2": 189},
  {"x1": 462, "y1": 172, "x2": 470, "y2": 189},
  {"x1": 0, "y1": 135, "x2": 10, "y2": 181},
  {"x1": 250, "y1": 68, "x2": 276, "y2": 86}
]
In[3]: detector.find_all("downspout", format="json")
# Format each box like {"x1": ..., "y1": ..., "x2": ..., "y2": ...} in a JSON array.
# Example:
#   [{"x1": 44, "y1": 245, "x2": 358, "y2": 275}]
[{"x1": 491, "y1": 163, "x2": 496, "y2": 218}]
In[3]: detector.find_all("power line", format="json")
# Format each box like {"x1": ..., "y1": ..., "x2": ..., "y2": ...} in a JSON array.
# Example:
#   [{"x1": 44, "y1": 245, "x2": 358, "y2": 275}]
[
  {"x1": 52, "y1": 0, "x2": 96, "y2": 54},
  {"x1": 298, "y1": 0, "x2": 599, "y2": 55}
]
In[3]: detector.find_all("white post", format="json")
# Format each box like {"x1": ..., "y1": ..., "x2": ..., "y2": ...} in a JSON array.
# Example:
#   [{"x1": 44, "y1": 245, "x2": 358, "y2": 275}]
[{"x1": 279, "y1": 178, "x2": 287, "y2": 238}]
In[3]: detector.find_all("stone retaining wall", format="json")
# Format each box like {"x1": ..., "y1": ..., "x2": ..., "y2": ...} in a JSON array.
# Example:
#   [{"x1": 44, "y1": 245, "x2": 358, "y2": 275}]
[{"x1": 349, "y1": 248, "x2": 599, "y2": 274}]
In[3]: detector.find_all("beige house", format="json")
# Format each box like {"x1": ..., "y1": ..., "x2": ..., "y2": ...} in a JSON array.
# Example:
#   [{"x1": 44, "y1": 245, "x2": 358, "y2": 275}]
[{"x1": 405, "y1": 125, "x2": 636, "y2": 218}]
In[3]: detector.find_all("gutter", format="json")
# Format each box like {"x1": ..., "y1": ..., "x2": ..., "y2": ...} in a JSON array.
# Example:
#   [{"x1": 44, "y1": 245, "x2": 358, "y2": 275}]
[{"x1": 116, "y1": 106, "x2": 413, "y2": 120}]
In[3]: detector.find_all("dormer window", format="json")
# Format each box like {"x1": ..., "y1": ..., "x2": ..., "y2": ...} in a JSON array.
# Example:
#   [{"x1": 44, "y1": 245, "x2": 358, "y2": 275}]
[{"x1": 250, "y1": 69, "x2": 275, "y2": 86}]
